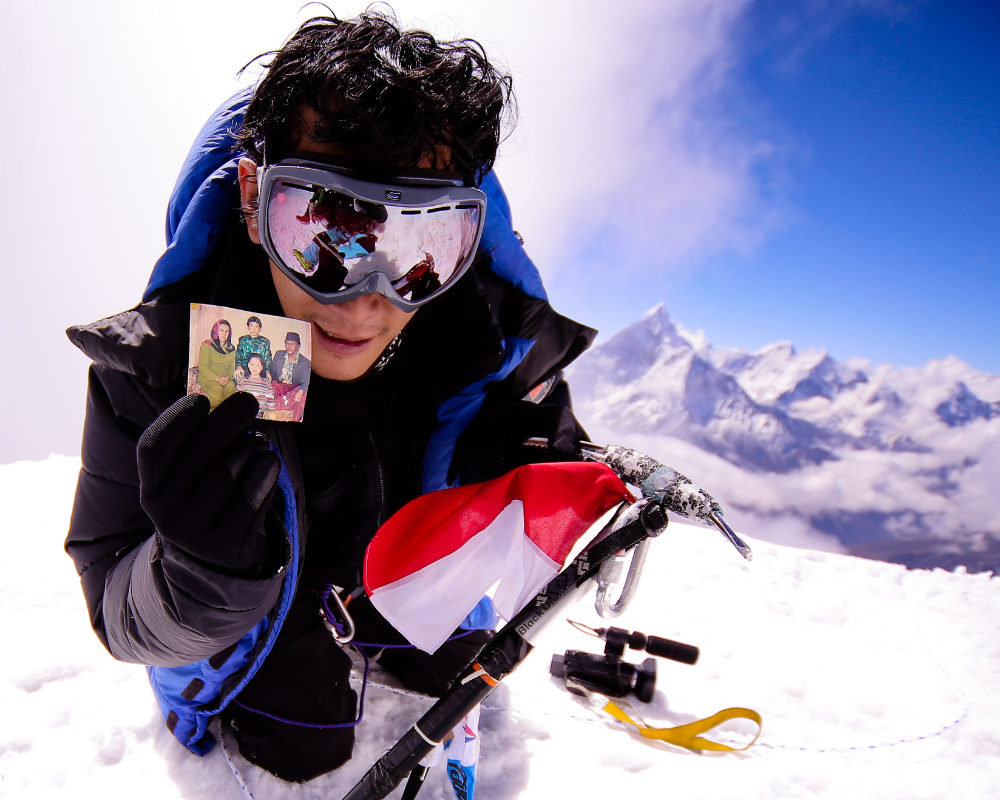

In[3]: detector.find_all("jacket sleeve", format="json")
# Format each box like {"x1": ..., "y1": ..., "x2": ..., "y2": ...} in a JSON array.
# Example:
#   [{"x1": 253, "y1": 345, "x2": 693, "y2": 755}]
[{"x1": 66, "y1": 364, "x2": 285, "y2": 667}]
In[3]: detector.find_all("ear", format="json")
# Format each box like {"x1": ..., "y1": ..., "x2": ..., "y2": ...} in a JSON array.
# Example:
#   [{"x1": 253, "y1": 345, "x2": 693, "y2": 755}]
[{"x1": 238, "y1": 158, "x2": 261, "y2": 245}]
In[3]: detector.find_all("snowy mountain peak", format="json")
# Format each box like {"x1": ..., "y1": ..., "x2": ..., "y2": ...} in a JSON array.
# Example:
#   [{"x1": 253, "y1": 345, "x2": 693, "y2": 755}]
[
  {"x1": 629, "y1": 303, "x2": 692, "y2": 351},
  {"x1": 567, "y1": 306, "x2": 1000, "y2": 548},
  {"x1": 761, "y1": 340, "x2": 795, "y2": 355},
  {"x1": 572, "y1": 303, "x2": 693, "y2": 394},
  {"x1": 936, "y1": 382, "x2": 1000, "y2": 427},
  {"x1": 569, "y1": 307, "x2": 843, "y2": 473},
  {"x1": 710, "y1": 341, "x2": 837, "y2": 406}
]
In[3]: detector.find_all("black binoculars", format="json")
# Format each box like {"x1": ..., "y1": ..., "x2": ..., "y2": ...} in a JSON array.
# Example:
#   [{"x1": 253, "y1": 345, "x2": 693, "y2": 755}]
[{"x1": 550, "y1": 625, "x2": 699, "y2": 703}]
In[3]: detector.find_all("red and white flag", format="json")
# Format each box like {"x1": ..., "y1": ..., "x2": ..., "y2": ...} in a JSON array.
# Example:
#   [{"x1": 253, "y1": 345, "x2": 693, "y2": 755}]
[{"x1": 364, "y1": 462, "x2": 631, "y2": 652}]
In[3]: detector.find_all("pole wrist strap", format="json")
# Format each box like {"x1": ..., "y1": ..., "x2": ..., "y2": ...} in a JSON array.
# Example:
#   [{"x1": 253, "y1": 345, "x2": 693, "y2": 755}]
[{"x1": 601, "y1": 699, "x2": 762, "y2": 752}]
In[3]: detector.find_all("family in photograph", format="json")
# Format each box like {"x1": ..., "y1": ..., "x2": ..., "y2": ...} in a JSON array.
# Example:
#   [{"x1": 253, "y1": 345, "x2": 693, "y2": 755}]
[{"x1": 197, "y1": 315, "x2": 310, "y2": 419}]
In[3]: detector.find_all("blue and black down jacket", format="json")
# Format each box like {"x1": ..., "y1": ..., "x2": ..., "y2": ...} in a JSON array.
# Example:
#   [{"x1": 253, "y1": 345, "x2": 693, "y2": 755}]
[{"x1": 65, "y1": 91, "x2": 596, "y2": 755}]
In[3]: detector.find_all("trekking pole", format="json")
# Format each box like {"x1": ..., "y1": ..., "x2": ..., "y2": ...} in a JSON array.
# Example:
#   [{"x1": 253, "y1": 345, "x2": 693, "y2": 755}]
[
  {"x1": 341, "y1": 496, "x2": 668, "y2": 800},
  {"x1": 343, "y1": 442, "x2": 752, "y2": 800}
]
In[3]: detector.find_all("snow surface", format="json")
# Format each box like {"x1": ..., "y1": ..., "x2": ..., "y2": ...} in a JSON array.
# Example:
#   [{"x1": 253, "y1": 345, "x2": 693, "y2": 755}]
[{"x1": 3, "y1": 456, "x2": 999, "y2": 799}]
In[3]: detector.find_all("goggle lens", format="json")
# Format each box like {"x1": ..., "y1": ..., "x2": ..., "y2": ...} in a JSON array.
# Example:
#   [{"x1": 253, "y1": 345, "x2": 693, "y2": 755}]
[{"x1": 266, "y1": 180, "x2": 482, "y2": 303}]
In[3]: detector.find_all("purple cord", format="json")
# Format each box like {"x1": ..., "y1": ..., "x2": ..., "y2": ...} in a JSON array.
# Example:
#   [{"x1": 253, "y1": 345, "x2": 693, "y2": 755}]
[
  {"x1": 233, "y1": 585, "x2": 482, "y2": 729},
  {"x1": 232, "y1": 647, "x2": 370, "y2": 729},
  {"x1": 351, "y1": 632, "x2": 474, "y2": 648}
]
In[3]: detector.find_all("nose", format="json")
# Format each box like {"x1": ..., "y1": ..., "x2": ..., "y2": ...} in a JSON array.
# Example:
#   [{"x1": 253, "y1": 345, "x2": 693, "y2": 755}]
[{"x1": 328, "y1": 293, "x2": 384, "y2": 328}]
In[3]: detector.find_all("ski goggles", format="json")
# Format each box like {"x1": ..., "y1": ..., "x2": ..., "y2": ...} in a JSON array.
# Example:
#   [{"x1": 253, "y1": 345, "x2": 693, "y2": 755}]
[{"x1": 256, "y1": 155, "x2": 487, "y2": 311}]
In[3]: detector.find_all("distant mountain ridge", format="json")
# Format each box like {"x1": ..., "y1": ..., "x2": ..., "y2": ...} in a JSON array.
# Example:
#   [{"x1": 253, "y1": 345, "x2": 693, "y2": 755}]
[{"x1": 566, "y1": 305, "x2": 1000, "y2": 570}]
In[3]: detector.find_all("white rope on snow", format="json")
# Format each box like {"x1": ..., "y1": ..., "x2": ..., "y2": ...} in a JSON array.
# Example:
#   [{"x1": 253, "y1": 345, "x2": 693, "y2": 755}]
[
  {"x1": 215, "y1": 716, "x2": 256, "y2": 799},
  {"x1": 210, "y1": 571, "x2": 973, "y2": 783}
]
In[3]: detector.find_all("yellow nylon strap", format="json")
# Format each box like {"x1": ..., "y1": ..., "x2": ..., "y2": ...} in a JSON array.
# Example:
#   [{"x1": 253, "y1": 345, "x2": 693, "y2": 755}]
[{"x1": 602, "y1": 701, "x2": 762, "y2": 752}]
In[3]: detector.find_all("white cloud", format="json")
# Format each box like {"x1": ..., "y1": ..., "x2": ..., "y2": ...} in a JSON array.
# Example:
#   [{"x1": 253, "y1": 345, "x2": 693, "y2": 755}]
[
  {"x1": 757, "y1": 0, "x2": 923, "y2": 75},
  {"x1": 0, "y1": 0, "x2": 782, "y2": 462},
  {"x1": 0, "y1": 0, "x2": 897, "y2": 462},
  {"x1": 0, "y1": 1, "x2": 326, "y2": 462},
  {"x1": 464, "y1": 0, "x2": 781, "y2": 277}
]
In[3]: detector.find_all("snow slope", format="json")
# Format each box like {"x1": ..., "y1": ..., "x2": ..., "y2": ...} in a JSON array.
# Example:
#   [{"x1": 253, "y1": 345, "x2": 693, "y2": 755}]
[
  {"x1": 2, "y1": 457, "x2": 999, "y2": 798},
  {"x1": 567, "y1": 305, "x2": 1000, "y2": 568}
]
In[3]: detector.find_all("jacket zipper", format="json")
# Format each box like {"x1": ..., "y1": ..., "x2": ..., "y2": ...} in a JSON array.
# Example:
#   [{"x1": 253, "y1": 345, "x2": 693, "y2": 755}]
[{"x1": 368, "y1": 431, "x2": 385, "y2": 529}]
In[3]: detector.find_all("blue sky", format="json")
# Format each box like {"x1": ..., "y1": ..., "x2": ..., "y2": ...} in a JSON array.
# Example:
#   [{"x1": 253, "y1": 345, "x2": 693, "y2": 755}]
[
  {"x1": 547, "y1": 0, "x2": 1000, "y2": 372},
  {"x1": 2, "y1": 0, "x2": 996, "y2": 463}
]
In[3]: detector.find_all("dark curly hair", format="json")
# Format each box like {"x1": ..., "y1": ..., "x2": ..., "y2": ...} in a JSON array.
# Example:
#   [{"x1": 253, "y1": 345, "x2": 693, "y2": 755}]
[{"x1": 236, "y1": 6, "x2": 516, "y2": 186}]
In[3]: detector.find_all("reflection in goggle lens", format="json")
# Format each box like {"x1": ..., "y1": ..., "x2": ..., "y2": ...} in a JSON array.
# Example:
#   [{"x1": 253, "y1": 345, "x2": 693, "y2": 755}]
[{"x1": 267, "y1": 182, "x2": 481, "y2": 301}]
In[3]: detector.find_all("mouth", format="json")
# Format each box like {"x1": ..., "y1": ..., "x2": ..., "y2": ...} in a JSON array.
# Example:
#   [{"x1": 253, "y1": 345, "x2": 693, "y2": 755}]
[{"x1": 313, "y1": 323, "x2": 377, "y2": 356}]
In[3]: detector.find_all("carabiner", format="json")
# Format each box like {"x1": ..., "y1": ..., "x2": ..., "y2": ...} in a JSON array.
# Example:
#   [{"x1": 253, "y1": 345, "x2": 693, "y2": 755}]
[
  {"x1": 595, "y1": 498, "x2": 665, "y2": 619},
  {"x1": 320, "y1": 587, "x2": 357, "y2": 644}
]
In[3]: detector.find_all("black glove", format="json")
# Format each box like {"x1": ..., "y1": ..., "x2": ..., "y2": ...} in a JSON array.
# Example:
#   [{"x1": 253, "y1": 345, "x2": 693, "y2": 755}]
[
  {"x1": 451, "y1": 388, "x2": 589, "y2": 485},
  {"x1": 137, "y1": 392, "x2": 283, "y2": 575}
]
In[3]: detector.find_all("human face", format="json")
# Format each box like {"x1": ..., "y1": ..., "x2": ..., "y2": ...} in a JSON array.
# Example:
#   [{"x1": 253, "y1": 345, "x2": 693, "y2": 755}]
[
  {"x1": 239, "y1": 119, "x2": 453, "y2": 381},
  {"x1": 248, "y1": 356, "x2": 264, "y2": 377},
  {"x1": 248, "y1": 321, "x2": 262, "y2": 337},
  {"x1": 285, "y1": 339, "x2": 299, "y2": 357},
  {"x1": 218, "y1": 322, "x2": 231, "y2": 346}
]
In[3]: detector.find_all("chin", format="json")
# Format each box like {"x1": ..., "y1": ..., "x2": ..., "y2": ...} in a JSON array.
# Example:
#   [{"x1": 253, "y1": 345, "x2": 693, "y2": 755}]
[{"x1": 312, "y1": 352, "x2": 378, "y2": 382}]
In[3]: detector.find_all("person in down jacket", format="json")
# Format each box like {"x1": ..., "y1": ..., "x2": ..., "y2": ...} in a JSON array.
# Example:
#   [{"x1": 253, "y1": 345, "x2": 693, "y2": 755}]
[{"x1": 65, "y1": 8, "x2": 595, "y2": 783}]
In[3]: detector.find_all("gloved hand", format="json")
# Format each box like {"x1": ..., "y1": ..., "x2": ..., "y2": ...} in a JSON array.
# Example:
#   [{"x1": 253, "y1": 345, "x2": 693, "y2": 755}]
[
  {"x1": 137, "y1": 392, "x2": 283, "y2": 575},
  {"x1": 451, "y1": 391, "x2": 589, "y2": 485}
]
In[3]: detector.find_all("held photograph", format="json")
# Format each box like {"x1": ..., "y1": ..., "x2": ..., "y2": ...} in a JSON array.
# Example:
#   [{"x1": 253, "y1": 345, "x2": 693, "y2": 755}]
[{"x1": 187, "y1": 303, "x2": 312, "y2": 421}]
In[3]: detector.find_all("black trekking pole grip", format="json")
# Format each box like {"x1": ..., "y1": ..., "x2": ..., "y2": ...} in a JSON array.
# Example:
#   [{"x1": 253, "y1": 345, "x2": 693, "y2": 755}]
[
  {"x1": 644, "y1": 636, "x2": 699, "y2": 665},
  {"x1": 343, "y1": 621, "x2": 533, "y2": 799},
  {"x1": 342, "y1": 678, "x2": 495, "y2": 800},
  {"x1": 342, "y1": 727, "x2": 431, "y2": 800}
]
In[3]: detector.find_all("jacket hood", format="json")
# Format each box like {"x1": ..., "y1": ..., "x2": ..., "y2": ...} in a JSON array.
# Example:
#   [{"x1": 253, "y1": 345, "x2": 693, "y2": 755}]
[
  {"x1": 68, "y1": 91, "x2": 594, "y2": 393},
  {"x1": 144, "y1": 90, "x2": 548, "y2": 303}
]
